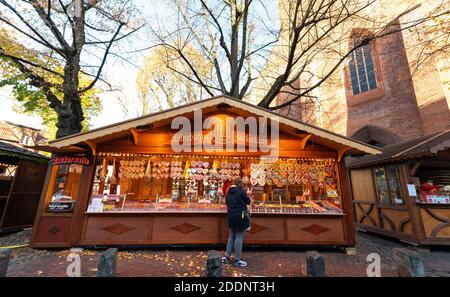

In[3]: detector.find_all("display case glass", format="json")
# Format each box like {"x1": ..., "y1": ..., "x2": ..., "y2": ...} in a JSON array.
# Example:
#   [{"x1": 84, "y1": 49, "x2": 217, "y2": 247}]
[
  {"x1": 86, "y1": 153, "x2": 343, "y2": 214},
  {"x1": 415, "y1": 166, "x2": 450, "y2": 205},
  {"x1": 45, "y1": 164, "x2": 83, "y2": 212}
]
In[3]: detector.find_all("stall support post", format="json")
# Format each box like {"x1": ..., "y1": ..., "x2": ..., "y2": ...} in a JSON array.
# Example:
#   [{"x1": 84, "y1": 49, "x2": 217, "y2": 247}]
[
  {"x1": 97, "y1": 248, "x2": 118, "y2": 277},
  {"x1": 399, "y1": 163, "x2": 426, "y2": 243},
  {"x1": 338, "y1": 159, "x2": 356, "y2": 246},
  {"x1": 0, "y1": 248, "x2": 11, "y2": 277},
  {"x1": 393, "y1": 248, "x2": 425, "y2": 277},
  {"x1": 306, "y1": 251, "x2": 325, "y2": 277},
  {"x1": 30, "y1": 163, "x2": 53, "y2": 248},
  {"x1": 69, "y1": 162, "x2": 95, "y2": 246}
]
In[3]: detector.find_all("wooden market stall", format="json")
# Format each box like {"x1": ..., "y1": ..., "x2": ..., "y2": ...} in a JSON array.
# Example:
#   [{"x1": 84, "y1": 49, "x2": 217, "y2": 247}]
[
  {"x1": 30, "y1": 96, "x2": 380, "y2": 248},
  {"x1": 0, "y1": 141, "x2": 48, "y2": 233},
  {"x1": 347, "y1": 129, "x2": 450, "y2": 246}
]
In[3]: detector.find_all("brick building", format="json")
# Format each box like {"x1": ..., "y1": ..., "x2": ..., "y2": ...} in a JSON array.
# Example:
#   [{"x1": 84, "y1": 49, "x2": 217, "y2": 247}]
[{"x1": 252, "y1": 1, "x2": 450, "y2": 146}]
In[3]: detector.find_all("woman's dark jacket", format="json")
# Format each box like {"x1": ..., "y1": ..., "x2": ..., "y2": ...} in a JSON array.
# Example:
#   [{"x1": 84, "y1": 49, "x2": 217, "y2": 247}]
[{"x1": 226, "y1": 186, "x2": 251, "y2": 232}]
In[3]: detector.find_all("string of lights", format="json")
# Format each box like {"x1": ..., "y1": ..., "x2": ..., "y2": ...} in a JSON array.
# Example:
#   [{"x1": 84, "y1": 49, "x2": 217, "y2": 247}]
[{"x1": 97, "y1": 152, "x2": 337, "y2": 163}]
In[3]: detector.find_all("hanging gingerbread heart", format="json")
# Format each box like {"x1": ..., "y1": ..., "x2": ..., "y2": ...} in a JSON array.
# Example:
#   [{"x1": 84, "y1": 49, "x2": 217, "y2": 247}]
[
  {"x1": 301, "y1": 163, "x2": 309, "y2": 172},
  {"x1": 258, "y1": 177, "x2": 266, "y2": 187},
  {"x1": 301, "y1": 175, "x2": 308, "y2": 185},
  {"x1": 318, "y1": 172, "x2": 326, "y2": 183},
  {"x1": 310, "y1": 171, "x2": 318, "y2": 186},
  {"x1": 288, "y1": 176, "x2": 296, "y2": 185}
]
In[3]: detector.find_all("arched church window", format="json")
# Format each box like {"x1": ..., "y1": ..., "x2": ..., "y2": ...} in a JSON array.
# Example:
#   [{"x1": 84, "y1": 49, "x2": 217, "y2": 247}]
[{"x1": 348, "y1": 32, "x2": 378, "y2": 95}]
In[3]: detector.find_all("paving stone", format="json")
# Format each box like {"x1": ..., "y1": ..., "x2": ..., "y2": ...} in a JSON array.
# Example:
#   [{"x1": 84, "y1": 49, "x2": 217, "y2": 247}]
[{"x1": 1, "y1": 229, "x2": 449, "y2": 277}]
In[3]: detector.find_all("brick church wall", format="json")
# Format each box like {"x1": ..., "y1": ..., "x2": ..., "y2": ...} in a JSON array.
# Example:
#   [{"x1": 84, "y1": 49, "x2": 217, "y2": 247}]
[
  {"x1": 253, "y1": 0, "x2": 449, "y2": 144},
  {"x1": 347, "y1": 20, "x2": 424, "y2": 140}
]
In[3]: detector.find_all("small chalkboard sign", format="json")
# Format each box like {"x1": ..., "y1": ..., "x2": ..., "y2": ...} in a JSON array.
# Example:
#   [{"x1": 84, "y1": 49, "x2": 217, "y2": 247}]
[{"x1": 48, "y1": 201, "x2": 76, "y2": 213}]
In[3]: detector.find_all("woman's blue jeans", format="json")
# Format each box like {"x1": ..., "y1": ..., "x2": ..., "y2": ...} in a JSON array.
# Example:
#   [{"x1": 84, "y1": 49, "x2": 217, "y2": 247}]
[{"x1": 225, "y1": 228, "x2": 246, "y2": 260}]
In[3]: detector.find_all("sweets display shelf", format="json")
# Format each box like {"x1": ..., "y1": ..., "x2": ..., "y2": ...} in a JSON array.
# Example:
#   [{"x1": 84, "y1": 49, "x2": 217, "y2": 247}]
[{"x1": 86, "y1": 196, "x2": 342, "y2": 215}]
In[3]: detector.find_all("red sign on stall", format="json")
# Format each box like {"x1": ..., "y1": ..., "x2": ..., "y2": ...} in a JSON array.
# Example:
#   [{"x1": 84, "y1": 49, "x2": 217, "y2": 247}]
[{"x1": 50, "y1": 154, "x2": 91, "y2": 166}]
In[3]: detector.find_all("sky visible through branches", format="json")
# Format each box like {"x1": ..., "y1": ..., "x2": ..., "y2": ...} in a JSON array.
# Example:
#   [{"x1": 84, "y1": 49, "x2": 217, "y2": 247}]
[{"x1": 0, "y1": 0, "x2": 279, "y2": 130}]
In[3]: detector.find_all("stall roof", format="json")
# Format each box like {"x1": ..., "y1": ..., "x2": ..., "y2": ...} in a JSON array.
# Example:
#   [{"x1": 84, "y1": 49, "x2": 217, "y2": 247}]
[
  {"x1": 43, "y1": 96, "x2": 381, "y2": 156},
  {"x1": 347, "y1": 129, "x2": 450, "y2": 169},
  {"x1": 0, "y1": 140, "x2": 49, "y2": 163}
]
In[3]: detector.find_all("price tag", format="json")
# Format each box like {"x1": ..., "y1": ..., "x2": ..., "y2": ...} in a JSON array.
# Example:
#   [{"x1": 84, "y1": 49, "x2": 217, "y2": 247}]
[{"x1": 407, "y1": 184, "x2": 417, "y2": 197}]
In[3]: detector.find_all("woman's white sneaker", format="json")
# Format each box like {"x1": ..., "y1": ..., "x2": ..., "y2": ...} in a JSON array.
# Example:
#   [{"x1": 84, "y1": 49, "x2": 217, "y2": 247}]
[
  {"x1": 233, "y1": 259, "x2": 247, "y2": 267},
  {"x1": 222, "y1": 256, "x2": 232, "y2": 265}
]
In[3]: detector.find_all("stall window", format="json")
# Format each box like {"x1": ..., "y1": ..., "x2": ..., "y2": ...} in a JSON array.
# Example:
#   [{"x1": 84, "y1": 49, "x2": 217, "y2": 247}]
[
  {"x1": 386, "y1": 166, "x2": 402, "y2": 204},
  {"x1": 373, "y1": 166, "x2": 404, "y2": 205},
  {"x1": 86, "y1": 154, "x2": 343, "y2": 214},
  {"x1": 374, "y1": 167, "x2": 389, "y2": 204},
  {"x1": 44, "y1": 164, "x2": 82, "y2": 209}
]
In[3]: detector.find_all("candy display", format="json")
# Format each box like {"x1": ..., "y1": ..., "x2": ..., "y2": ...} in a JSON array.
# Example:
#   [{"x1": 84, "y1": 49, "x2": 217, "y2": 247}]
[
  {"x1": 88, "y1": 154, "x2": 342, "y2": 215},
  {"x1": 170, "y1": 160, "x2": 183, "y2": 179},
  {"x1": 249, "y1": 159, "x2": 336, "y2": 189},
  {"x1": 152, "y1": 161, "x2": 170, "y2": 179},
  {"x1": 118, "y1": 158, "x2": 146, "y2": 180}
]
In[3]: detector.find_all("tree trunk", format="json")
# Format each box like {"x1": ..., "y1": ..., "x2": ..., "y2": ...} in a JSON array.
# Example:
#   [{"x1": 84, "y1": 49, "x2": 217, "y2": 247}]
[
  {"x1": 55, "y1": 95, "x2": 84, "y2": 138},
  {"x1": 54, "y1": 4, "x2": 86, "y2": 139},
  {"x1": 55, "y1": 55, "x2": 84, "y2": 138}
]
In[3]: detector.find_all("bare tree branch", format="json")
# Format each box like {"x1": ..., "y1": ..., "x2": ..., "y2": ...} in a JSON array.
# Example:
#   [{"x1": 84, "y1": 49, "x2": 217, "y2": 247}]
[{"x1": 79, "y1": 22, "x2": 124, "y2": 93}]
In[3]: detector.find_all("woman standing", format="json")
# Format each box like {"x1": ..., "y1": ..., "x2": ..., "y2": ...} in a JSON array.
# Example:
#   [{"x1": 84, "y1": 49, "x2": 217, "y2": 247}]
[{"x1": 222, "y1": 177, "x2": 251, "y2": 267}]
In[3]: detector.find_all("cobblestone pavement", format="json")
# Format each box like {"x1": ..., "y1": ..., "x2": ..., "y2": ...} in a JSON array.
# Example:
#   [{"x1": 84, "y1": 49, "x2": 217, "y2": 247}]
[{"x1": 1, "y1": 229, "x2": 449, "y2": 277}]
